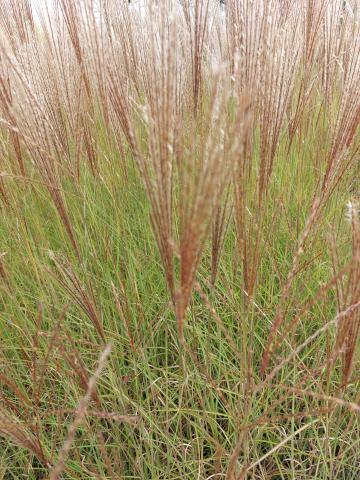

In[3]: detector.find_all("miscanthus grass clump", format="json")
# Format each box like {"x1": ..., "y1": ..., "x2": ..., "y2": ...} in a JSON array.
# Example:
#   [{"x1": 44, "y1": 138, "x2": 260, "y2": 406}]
[{"x1": 0, "y1": 1, "x2": 359, "y2": 478}]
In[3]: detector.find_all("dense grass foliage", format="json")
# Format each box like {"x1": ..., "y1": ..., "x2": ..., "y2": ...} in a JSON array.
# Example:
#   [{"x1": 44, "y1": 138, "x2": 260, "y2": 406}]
[{"x1": 0, "y1": 1, "x2": 359, "y2": 478}]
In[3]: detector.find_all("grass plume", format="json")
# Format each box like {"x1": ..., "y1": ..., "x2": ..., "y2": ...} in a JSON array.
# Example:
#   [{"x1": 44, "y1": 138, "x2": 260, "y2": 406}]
[{"x1": 0, "y1": 1, "x2": 359, "y2": 478}]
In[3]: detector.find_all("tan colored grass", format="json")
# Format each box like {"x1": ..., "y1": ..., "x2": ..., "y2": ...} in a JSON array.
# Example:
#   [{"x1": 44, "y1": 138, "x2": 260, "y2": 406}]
[{"x1": 0, "y1": 1, "x2": 359, "y2": 477}]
